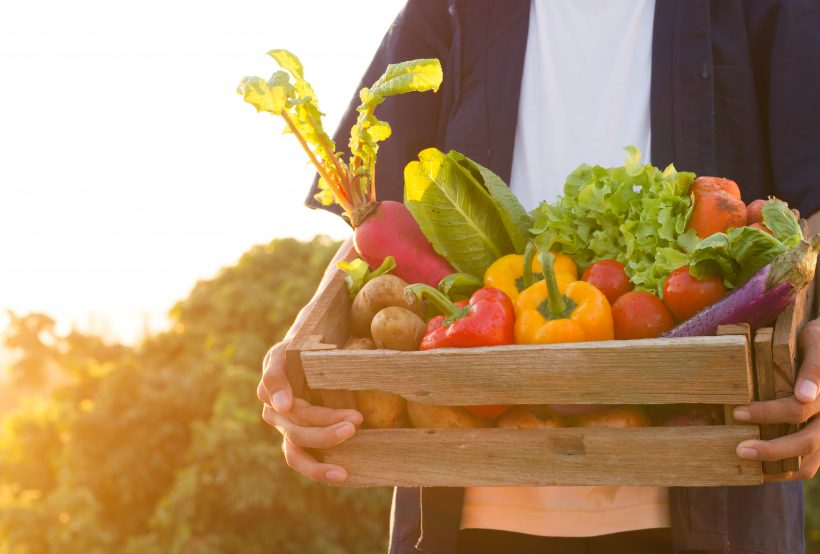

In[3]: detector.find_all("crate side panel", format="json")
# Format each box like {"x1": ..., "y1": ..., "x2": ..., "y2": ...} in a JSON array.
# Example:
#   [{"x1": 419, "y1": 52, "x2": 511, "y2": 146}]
[
  {"x1": 324, "y1": 426, "x2": 762, "y2": 487},
  {"x1": 303, "y1": 336, "x2": 752, "y2": 405}
]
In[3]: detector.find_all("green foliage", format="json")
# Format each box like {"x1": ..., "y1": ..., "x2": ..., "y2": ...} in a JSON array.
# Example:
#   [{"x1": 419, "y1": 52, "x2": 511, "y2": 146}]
[{"x1": 0, "y1": 236, "x2": 391, "y2": 553}]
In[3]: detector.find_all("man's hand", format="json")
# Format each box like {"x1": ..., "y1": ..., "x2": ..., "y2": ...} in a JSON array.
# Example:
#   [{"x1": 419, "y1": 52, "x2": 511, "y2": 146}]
[
  {"x1": 732, "y1": 319, "x2": 820, "y2": 480},
  {"x1": 258, "y1": 341, "x2": 363, "y2": 483}
]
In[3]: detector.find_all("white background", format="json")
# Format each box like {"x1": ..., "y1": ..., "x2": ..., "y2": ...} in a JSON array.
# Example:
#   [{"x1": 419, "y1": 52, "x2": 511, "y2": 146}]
[{"x1": 0, "y1": 0, "x2": 406, "y2": 343}]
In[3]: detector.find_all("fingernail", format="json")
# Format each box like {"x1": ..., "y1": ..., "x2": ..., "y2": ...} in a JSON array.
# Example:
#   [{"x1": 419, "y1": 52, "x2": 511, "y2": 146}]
[
  {"x1": 733, "y1": 407, "x2": 752, "y2": 421},
  {"x1": 325, "y1": 469, "x2": 347, "y2": 482},
  {"x1": 271, "y1": 391, "x2": 289, "y2": 411},
  {"x1": 334, "y1": 422, "x2": 355, "y2": 439},
  {"x1": 797, "y1": 380, "x2": 819, "y2": 402},
  {"x1": 739, "y1": 447, "x2": 758, "y2": 459}
]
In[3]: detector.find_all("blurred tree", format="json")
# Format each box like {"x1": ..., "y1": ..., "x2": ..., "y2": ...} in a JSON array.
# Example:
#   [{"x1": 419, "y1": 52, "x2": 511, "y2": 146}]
[
  {"x1": 0, "y1": 236, "x2": 391, "y2": 554},
  {"x1": 3, "y1": 312, "x2": 57, "y2": 388}
]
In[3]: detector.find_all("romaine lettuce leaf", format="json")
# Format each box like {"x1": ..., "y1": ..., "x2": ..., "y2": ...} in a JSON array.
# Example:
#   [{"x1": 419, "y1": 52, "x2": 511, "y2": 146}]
[{"x1": 404, "y1": 148, "x2": 516, "y2": 276}]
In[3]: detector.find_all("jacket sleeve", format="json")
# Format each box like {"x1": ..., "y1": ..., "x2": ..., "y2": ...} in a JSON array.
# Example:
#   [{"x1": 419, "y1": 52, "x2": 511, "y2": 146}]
[
  {"x1": 747, "y1": 1, "x2": 820, "y2": 218},
  {"x1": 305, "y1": 0, "x2": 454, "y2": 213}
]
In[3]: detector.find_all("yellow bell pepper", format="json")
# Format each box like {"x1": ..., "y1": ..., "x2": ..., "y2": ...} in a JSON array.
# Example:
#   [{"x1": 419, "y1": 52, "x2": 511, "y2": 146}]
[
  {"x1": 515, "y1": 250, "x2": 613, "y2": 344},
  {"x1": 484, "y1": 243, "x2": 578, "y2": 305}
]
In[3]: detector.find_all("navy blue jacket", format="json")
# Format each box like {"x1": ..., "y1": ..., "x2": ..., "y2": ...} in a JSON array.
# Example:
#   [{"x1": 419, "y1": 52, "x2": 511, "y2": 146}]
[{"x1": 308, "y1": 1, "x2": 820, "y2": 552}]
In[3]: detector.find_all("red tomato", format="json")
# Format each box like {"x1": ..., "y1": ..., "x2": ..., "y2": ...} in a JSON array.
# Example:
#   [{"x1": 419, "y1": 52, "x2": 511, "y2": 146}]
[
  {"x1": 746, "y1": 199, "x2": 766, "y2": 225},
  {"x1": 611, "y1": 291, "x2": 675, "y2": 339},
  {"x1": 465, "y1": 405, "x2": 510, "y2": 419},
  {"x1": 662, "y1": 265, "x2": 727, "y2": 322},
  {"x1": 581, "y1": 260, "x2": 633, "y2": 304}
]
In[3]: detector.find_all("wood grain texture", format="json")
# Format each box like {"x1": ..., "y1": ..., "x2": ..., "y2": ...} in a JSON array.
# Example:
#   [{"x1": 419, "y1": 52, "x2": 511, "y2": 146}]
[
  {"x1": 771, "y1": 268, "x2": 814, "y2": 472},
  {"x1": 716, "y1": 324, "x2": 753, "y2": 426},
  {"x1": 323, "y1": 427, "x2": 762, "y2": 487},
  {"x1": 285, "y1": 243, "x2": 356, "y2": 407},
  {"x1": 302, "y1": 336, "x2": 753, "y2": 405},
  {"x1": 754, "y1": 328, "x2": 782, "y2": 474}
]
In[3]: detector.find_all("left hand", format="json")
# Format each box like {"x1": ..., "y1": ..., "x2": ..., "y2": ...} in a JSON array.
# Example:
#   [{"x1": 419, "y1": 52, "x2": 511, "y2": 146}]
[{"x1": 731, "y1": 318, "x2": 820, "y2": 480}]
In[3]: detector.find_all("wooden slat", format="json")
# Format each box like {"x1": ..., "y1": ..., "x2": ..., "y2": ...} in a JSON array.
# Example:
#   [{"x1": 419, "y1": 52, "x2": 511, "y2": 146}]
[
  {"x1": 716, "y1": 324, "x2": 753, "y2": 426},
  {"x1": 285, "y1": 242, "x2": 356, "y2": 408},
  {"x1": 754, "y1": 328, "x2": 782, "y2": 474},
  {"x1": 771, "y1": 269, "x2": 814, "y2": 472},
  {"x1": 302, "y1": 336, "x2": 752, "y2": 405},
  {"x1": 324, "y1": 426, "x2": 762, "y2": 487}
]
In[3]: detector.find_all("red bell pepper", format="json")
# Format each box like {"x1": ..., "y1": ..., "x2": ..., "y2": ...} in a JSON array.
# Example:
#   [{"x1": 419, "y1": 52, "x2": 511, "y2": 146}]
[{"x1": 404, "y1": 284, "x2": 515, "y2": 419}]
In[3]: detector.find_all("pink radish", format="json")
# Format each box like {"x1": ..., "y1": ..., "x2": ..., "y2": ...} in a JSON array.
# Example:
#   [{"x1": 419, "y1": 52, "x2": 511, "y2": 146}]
[{"x1": 353, "y1": 200, "x2": 453, "y2": 285}]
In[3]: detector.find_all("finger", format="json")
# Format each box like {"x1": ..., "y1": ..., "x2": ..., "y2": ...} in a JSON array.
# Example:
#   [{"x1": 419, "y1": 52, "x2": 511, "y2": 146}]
[
  {"x1": 282, "y1": 437, "x2": 349, "y2": 483},
  {"x1": 259, "y1": 341, "x2": 293, "y2": 412},
  {"x1": 733, "y1": 396, "x2": 820, "y2": 424},
  {"x1": 262, "y1": 405, "x2": 358, "y2": 450},
  {"x1": 791, "y1": 444, "x2": 820, "y2": 480},
  {"x1": 737, "y1": 417, "x2": 820, "y2": 462},
  {"x1": 796, "y1": 320, "x2": 820, "y2": 403},
  {"x1": 289, "y1": 397, "x2": 363, "y2": 427}
]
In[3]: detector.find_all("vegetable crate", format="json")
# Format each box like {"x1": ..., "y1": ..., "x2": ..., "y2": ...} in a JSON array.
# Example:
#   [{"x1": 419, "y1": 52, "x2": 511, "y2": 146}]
[{"x1": 285, "y1": 245, "x2": 816, "y2": 487}]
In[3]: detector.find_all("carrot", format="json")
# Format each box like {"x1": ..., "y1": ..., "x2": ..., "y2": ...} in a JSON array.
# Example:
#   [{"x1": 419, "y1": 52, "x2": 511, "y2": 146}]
[{"x1": 686, "y1": 176, "x2": 747, "y2": 238}]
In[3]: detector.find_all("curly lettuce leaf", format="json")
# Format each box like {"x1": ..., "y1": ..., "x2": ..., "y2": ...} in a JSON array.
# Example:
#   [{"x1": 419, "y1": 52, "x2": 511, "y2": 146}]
[
  {"x1": 404, "y1": 148, "x2": 515, "y2": 276},
  {"x1": 531, "y1": 147, "x2": 695, "y2": 294},
  {"x1": 762, "y1": 198, "x2": 802, "y2": 248}
]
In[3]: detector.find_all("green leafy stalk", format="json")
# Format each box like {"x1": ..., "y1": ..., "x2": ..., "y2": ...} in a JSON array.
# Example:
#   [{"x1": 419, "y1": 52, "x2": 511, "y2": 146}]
[
  {"x1": 350, "y1": 58, "x2": 442, "y2": 206},
  {"x1": 238, "y1": 50, "x2": 442, "y2": 226}
]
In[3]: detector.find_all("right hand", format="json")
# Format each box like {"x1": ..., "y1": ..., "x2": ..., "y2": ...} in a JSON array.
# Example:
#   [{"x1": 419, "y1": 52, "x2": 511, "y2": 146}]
[{"x1": 258, "y1": 340, "x2": 363, "y2": 483}]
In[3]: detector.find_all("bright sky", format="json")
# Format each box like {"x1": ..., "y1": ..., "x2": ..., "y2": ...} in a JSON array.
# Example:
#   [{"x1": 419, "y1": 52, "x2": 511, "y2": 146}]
[{"x1": 0, "y1": 0, "x2": 406, "y2": 344}]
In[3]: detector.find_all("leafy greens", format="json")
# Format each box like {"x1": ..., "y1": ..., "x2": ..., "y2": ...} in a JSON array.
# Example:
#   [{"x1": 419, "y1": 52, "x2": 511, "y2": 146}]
[{"x1": 531, "y1": 146, "x2": 697, "y2": 295}]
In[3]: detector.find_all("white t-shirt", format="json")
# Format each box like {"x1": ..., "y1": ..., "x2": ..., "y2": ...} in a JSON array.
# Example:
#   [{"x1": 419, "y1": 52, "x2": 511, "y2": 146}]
[
  {"x1": 462, "y1": 0, "x2": 670, "y2": 538},
  {"x1": 509, "y1": 0, "x2": 655, "y2": 210}
]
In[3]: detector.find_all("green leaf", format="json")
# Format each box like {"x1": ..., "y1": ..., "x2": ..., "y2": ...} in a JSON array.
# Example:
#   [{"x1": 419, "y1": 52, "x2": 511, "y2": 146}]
[
  {"x1": 267, "y1": 49, "x2": 304, "y2": 80},
  {"x1": 762, "y1": 198, "x2": 802, "y2": 248},
  {"x1": 438, "y1": 273, "x2": 483, "y2": 302},
  {"x1": 336, "y1": 256, "x2": 396, "y2": 299},
  {"x1": 689, "y1": 226, "x2": 786, "y2": 288},
  {"x1": 448, "y1": 151, "x2": 533, "y2": 254},
  {"x1": 236, "y1": 76, "x2": 287, "y2": 114},
  {"x1": 361, "y1": 58, "x2": 443, "y2": 109},
  {"x1": 531, "y1": 146, "x2": 695, "y2": 294},
  {"x1": 404, "y1": 148, "x2": 515, "y2": 276}
]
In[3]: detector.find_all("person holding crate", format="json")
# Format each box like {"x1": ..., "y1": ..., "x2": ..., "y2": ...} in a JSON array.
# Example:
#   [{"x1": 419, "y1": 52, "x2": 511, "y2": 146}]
[{"x1": 257, "y1": 1, "x2": 820, "y2": 552}]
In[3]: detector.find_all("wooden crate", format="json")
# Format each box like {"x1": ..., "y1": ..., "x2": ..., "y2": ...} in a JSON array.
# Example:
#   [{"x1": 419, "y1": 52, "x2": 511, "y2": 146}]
[{"x1": 285, "y1": 244, "x2": 816, "y2": 487}]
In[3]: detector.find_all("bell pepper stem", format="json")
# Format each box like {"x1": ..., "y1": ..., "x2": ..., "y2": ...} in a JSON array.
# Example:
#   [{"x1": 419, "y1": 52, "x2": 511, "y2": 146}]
[
  {"x1": 405, "y1": 283, "x2": 470, "y2": 325},
  {"x1": 522, "y1": 242, "x2": 537, "y2": 288},
  {"x1": 538, "y1": 250, "x2": 568, "y2": 316}
]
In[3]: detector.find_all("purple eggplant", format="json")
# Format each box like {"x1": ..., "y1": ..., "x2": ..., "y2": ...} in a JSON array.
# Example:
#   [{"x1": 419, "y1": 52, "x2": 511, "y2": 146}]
[{"x1": 664, "y1": 235, "x2": 820, "y2": 337}]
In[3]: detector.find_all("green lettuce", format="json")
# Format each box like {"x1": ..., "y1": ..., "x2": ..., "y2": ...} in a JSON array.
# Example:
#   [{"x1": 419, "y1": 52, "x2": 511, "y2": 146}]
[
  {"x1": 690, "y1": 198, "x2": 801, "y2": 287},
  {"x1": 531, "y1": 146, "x2": 696, "y2": 294},
  {"x1": 404, "y1": 148, "x2": 517, "y2": 276}
]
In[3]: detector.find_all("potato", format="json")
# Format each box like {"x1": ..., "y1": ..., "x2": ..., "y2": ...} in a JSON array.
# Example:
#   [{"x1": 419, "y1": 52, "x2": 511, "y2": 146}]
[
  {"x1": 370, "y1": 307, "x2": 426, "y2": 351},
  {"x1": 496, "y1": 406, "x2": 563, "y2": 429},
  {"x1": 350, "y1": 274, "x2": 425, "y2": 337},
  {"x1": 355, "y1": 390, "x2": 408, "y2": 429},
  {"x1": 573, "y1": 406, "x2": 650, "y2": 428},
  {"x1": 407, "y1": 401, "x2": 489, "y2": 429},
  {"x1": 343, "y1": 337, "x2": 407, "y2": 429}
]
